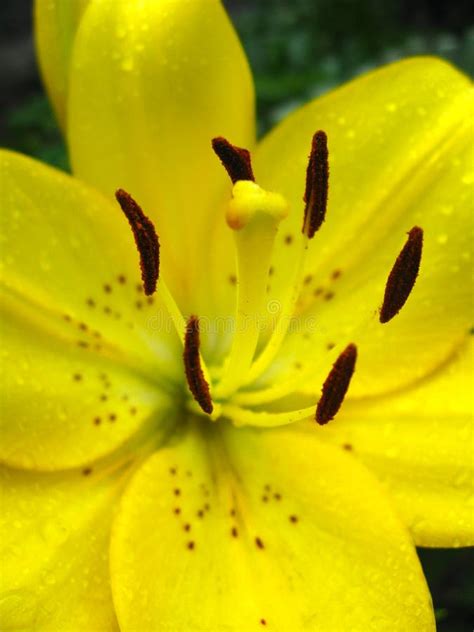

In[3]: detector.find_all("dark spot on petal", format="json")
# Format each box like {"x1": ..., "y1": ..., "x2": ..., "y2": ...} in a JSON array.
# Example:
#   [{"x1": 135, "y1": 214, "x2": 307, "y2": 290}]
[
  {"x1": 86, "y1": 298, "x2": 95, "y2": 307},
  {"x1": 135, "y1": 300, "x2": 143, "y2": 310},
  {"x1": 289, "y1": 515, "x2": 299, "y2": 524},
  {"x1": 169, "y1": 467, "x2": 177, "y2": 475},
  {"x1": 197, "y1": 510, "x2": 204, "y2": 518},
  {"x1": 255, "y1": 537, "x2": 265, "y2": 549},
  {"x1": 130, "y1": 407, "x2": 137, "y2": 416},
  {"x1": 103, "y1": 284, "x2": 112, "y2": 294},
  {"x1": 117, "y1": 274, "x2": 126, "y2": 284},
  {"x1": 82, "y1": 467, "x2": 92, "y2": 476},
  {"x1": 93, "y1": 416, "x2": 101, "y2": 426},
  {"x1": 326, "y1": 342, "x2": 335, "y2": 350},
  {"x1": 313, "y1": 287, "x2": 323, "y2": 297},
  {"x1": 260, "y1": 620, "x2": 267, "y2": 626},
  {"x1": 231, "y1": 527, "x2": 238, "y2": 538},
  {"x1": 174, "y1": 488, "x2": 181, "y2": 496},
  {"x1": 173, "y1": 507, "x2": 181, "y2": 515},
  {"x1": 184, "y1": 524, "x2": 191, "y2": 532},
  {"x1": 284, "y1": 234, "x2": 293, "y2": 245},
  {"x1": 324, "y1": 291, "x2": 334, "y2": 301},
  {"x1": 100, "y1": 394, "x2": 108, "y2": 402},
  {"x1": 303, "y1": 274, "x2": 313, "y2": 285},
  {"x1": 77, "y1": 341, "x2": 89, "y2": 348},
  {"x1": 109, "y1": 413, "x2": 117, "y2": 422},
  {"x1": 331, "y1": 269, "x2": 342, "y2": 280},
  {"x1": 72, "y1": 373, "x2": 82, "y2": 382},
  {"x1": 343, "y1": 443, "x2": 353, "y2": 451},
  {"x1": 187, "y1": 541, "x2": 195, "y2": 550},
  {"x1": 274, "y1": 493, "x2": 281, "y2": 501},
  {"x1": 229, "y1": 274, "x2": 237, "y2": 286}
]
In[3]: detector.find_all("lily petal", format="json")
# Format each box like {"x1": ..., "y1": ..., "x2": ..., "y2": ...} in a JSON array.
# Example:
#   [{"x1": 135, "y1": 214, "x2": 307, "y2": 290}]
[
  {"x1": 67, "y1": 0, "x2": 255, "y2": 311},
  {"x1": 0, "y1": 150, "x2": 178, "y2": 470},
  {"x1": 316, "y1": 337, "x2": 474, "y2": 547},
  {"x1": 254, "y1": 58, "x2": 473, "y2": 397},
  {"x1": 35, "y1": 0, "x2": 91, "y2": 130},
  {"x1": 110, "y1": 422, "x2": 435, "y2": 631},
  {"x1": 0, "y1": 150, "x2": 180, "y2": 380},
  {"x1": 0, "y1": 462, "x2": 123, "y2": 630}
]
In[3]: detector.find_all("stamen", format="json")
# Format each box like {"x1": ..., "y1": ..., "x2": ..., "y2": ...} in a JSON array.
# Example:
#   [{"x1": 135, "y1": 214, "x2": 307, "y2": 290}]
[
  {"x1": 302, "y1": 131, "x2": 329, "y2": 239},
  {"x1": 380, "y1": 226, "x2": 423, "y2": 324},
  {"x1": 316, "y1": 343, "x2": 357, "y2": 425},
  {"x1": 115, "y1": 189, "x2": 159, "y2": 295},
  {"x1": 212, "y1": 137, "x2": 255, "y2": 184},
  {"x1": 184, "y1": 316, "x2": 213, "y2": 415}
]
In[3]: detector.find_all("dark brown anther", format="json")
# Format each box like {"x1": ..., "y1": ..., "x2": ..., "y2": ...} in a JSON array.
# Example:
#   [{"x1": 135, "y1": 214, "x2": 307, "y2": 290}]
[
  {"x1": 380, "y1": 226, "x2": 423, "y2": 324},
  {"x1": 302, "y1": 130, "x2": 329, "y2": 239},
  {"x1": 183, "y1": 316, "x2": 213, "y2": 415},
  {"x1": 315, "y1": 343, "x2": 357, "y2": 425},
  {"x1": 115, "y1": 189, "x2": 160, "y2": 296},
  {"x1": 212, "y1": 137, "x2": 255, "y2": 184}
]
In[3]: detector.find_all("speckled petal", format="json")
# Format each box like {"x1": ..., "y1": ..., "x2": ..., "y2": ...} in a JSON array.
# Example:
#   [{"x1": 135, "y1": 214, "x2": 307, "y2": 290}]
[
  {"x1": 0, "y1": 462, "x2": 123, "y2": 630},
  {"x1": 0, "y1": 150, "x2": 178, "y2": 470},
  {"x1": 316, "y1": 337, "x2": 474, "y2": 547},
  {"x1": 110, "y1": 421, "x2": 435, "y2": 631},
  {"x1": 254, "y1": 57, "x2": 473, "y2": 397}
]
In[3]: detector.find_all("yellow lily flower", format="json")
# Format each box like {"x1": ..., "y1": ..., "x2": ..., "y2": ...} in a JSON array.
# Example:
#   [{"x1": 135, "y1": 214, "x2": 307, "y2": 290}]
[{"x1": 0, "y1": 0, "x2": 472, "y2": 629}]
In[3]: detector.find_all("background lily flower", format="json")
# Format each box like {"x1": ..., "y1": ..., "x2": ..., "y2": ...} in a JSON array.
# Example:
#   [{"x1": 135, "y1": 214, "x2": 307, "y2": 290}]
[{"x1": 0, "y1": 0, "x2": 472, "y2": 629}]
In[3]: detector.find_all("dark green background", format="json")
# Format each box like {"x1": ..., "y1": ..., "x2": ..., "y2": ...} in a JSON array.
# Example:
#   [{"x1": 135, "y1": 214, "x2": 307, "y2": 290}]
[{"x1": 1, "y1": 1, "x2": 473, "y2": 629}]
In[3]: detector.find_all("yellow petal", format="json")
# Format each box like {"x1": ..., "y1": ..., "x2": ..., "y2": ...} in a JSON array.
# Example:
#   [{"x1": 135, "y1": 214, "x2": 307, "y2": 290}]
[
  {"x1": 67, "y1": 0, "x2": 255, "y2": 312},
  {"x1": 0, "y1": 300, "x2": 172, "y2": 470},
  {"x1": 111, "y1": 421, "x2": 434, "y2": 631},
  {"x1": 0, "y1": 150, "x2": 181, "y2": 381},
  {"x1": 254, "y1": 58, "x2": 473, "y2": 397},
  {"x1": 0, "y1": 462, "x2": 123, "y2": 630},
  {"x1": 34, "y1": 0, "x2": 91, "y2": 129},
  {"x1": 0, "y1": 150, "x2": 179, "y2": 469},
  {"x1": 317, "y1": 336, "x2": 474, "y2": 547}
]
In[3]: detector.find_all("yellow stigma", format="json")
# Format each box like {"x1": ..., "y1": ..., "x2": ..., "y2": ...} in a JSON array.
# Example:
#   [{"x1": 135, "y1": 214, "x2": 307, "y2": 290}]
[{"x1": 226, "y1": 181, "x2": 288, "y2": 230}]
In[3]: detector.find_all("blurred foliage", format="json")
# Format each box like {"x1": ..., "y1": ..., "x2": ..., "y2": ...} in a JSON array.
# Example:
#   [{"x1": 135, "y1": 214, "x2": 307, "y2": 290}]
[
  {"x1": 2, "y1": 95, "x2": 69, "y2": 171},
  {"x1": 1, "y1": 1, "x2": 474, "y2": 628},
  {"x1": 225, "y1": 0, "x2": 474, "y2": 133}
]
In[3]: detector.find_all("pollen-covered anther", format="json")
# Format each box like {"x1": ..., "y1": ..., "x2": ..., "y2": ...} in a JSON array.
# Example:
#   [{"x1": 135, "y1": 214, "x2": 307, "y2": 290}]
[
  {"x1": 380, "y1": 226, "x2": 423, "y2": 323},
  {"x1": 302, "y1": 130, "x2": 329, "y2": 239},
  {"x1": 183, "y1": 316, "x2": 213, "y2": 415},
  {"x1": 211, "y1": 136, "x2": 255, "y2": 184},
  {"x1": 316, "y1": 343, "x2": 357, "y2": 425},
  {"x1": 115, "y1": 189, "x2": 160, "y2": 295}
]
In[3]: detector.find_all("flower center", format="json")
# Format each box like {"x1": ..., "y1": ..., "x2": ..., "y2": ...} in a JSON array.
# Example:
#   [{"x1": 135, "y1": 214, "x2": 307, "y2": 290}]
[{"x1": 115, "y1": 133, "x2": 424, "y2": 429}]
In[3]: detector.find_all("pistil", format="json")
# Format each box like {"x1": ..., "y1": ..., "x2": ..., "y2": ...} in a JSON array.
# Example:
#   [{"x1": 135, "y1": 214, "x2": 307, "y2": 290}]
[{"x1": 212, "y1": 179, "x2": 288, "y2": 398}]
